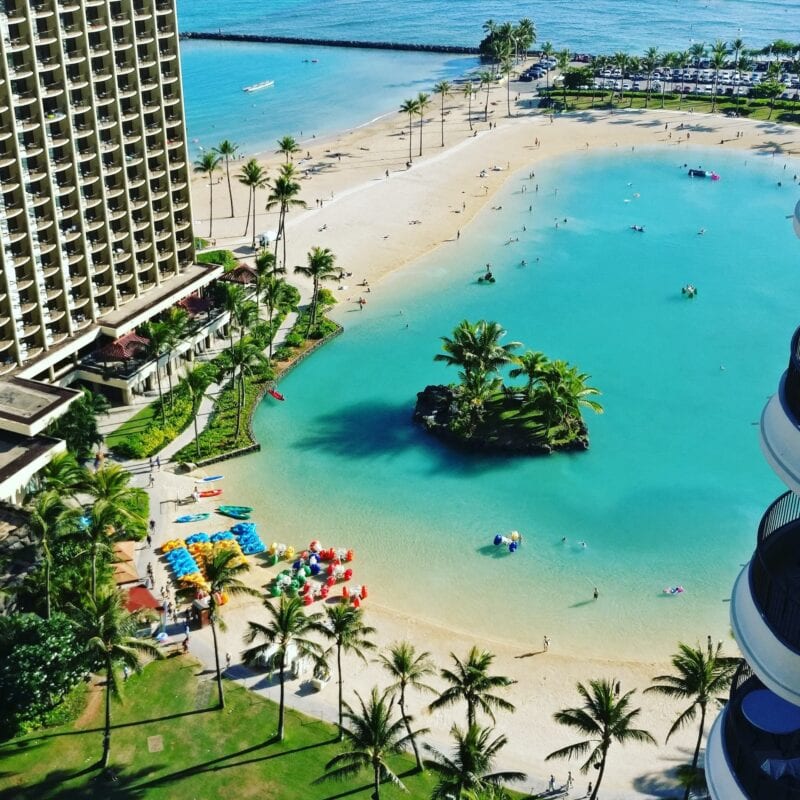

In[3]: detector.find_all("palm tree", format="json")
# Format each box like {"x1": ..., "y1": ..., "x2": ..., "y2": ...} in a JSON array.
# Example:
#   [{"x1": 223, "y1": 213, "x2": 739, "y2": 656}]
[
  {"x1": 316, "y1": 604, "x2": 376, "y2": 740},
  {"x1": 428, "y1": 645, "x2": 516, "y2": 727},
  {"x1": 183, "y1": 362, "x2": 215, "y2": 462},
  {"x1": 242, "y1": 595, "x2": 322, "y2": 741},
  {"x1": 83, "y1": 463, "x2": 147, "y2": 517},
  {"x1": 539, "y1": 41, "x2": 554, "y2": 91},
  {"x1": 316, "y1": 687, "x2": 424, "y2": 799},
  {"x1": 674, "y1": 50, "x2": 691, "y2": 109},
  {"x1": 463, "y1": 82, "x2": 476, "y2": 130},
  {"x1": 399, "y1": 97, "x2": 419, "y2": 163},
  {"x1": 238, "y1": 158, "x2": 267, "y2": 245},
  {"x1": 710, "y1": 41, "x2": 728, "y2": 112},
  {"x1": 193, "y1": 151, "x2": 221, "y2": 238},
  {"x1": 479, "y1": 70, "x2": 494, "y2": 122},
  {"x1": 378, "y1": 640, "x2": 436, "y2": 772},
  {"x1": 213, "y1": 139, "x2": 238, "y2": 218},
  {"x1": 735, "y1": 53, "x2": 752, "y2": 117},
  {"x1": 659, "y1": 52, "x2": 673, "y2": 108},
  {"x1": 219, "y1": 339, "x2": 267, "y2": 439},
  {"x1": 71, "y1": 588, "x2": 162, "y2": 771},
  {"x1": 546, "y1": 678, "x2": 656, "y2": 800},
  {"x1": 501, "y1": 53, "x2": 515, "y2": 116},
  {"x1": 276, "y1": 135, "x2": 300, "y2": 163},
  {"x1": 690, "y1": 42, "x2": 707, "y2": 96},
  {"x1": 642, "y1": 47, "x2": 659, "y2": 107},
  {"x1": 27, "y1": 490, "x2": 66, "y2": 619},
  {"x1": 261, "y1": 277, "x2": 292, "y2": 359},
  {"x1": 763, "y1": 60, "x2": 785, "y2": 119},
  {"x1": 592, "y1": 55, "x2": 608, "y2": 108},
  {"x1": 266, "y1": 164, "x2": 306, "y2": 272},
  {"x1": 556, "y1": 49, "x2": 571, "y2": 109},
  {"x1": 613, "y1": 52, "x2": 629, "y2": 107},
  {"x1": 162, "y1": 306, "x2": 189, "y2": 405},
  {"x1": 416, "y1": 92, "x2": 431, "y2": 157},
  {"x1": 435, "y1": 319, "x2": 521, "y2": 387},
  {"x1": 432, "y1": 80, "x2": 452, "y2": 146},
  {"x1": 141, "y1": 321, "x2": 170, "y2": 424},
  {"x1": 425, "y1": 723, "x2": 526, "y2": 799},
  {"x1": 180, "y1": 548, "x2": 259, "y2": 709},
  {"x1": 645, "y1": 643, "x2": 739, "y2": 800},
  {"x1": 294, "y1": 246, "x2": 339, "y2": 335},
  {"x1": 509, "y1": 350, "x2": 549, "y2": 398},
  {"x1": 516, "y1": 18, "x2": 536, "y2": 61},
  {"x1": 37, "y1": 451, "x2": 84, "y2": 497},
  {"x1": 220, "y1": 281, "x2": 245, "y2": 355}
]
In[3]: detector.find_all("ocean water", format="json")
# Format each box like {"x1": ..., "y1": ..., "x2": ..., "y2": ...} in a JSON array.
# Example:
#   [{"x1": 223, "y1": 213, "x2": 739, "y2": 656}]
[
  {"x1": 221, "y1": 148, "x2": 800, "y2": 661},
  {"x1": 177, "y1": 0, "x2": 800, "y2": 55}
]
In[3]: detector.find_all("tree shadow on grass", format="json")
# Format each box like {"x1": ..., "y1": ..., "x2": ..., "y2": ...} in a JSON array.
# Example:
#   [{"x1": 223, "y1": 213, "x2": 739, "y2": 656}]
[
  {"x1": 0, "y1": 765, "x2": 163, "y2": 800},
  {"x1": 318, "y1": 766, "x2": 419, "y2": 800}
]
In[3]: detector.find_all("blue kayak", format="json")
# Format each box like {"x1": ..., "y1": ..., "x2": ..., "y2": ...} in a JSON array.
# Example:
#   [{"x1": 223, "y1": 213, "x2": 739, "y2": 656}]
[
  {"x1": 176, "y1": 513, "x2": 211, "y2": 523},
  {"x1": 200, "y1": 475, "x2": 224, "y2": 483}
]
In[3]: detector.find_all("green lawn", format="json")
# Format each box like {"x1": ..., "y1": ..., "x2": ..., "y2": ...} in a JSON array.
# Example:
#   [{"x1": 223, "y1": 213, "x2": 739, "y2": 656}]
[
  {"x1": 104, "y1": 402, "x2": 159, "y2": 451},
  {"x1": 0, "y1": 657, "x2": 470, "y2": 800}
]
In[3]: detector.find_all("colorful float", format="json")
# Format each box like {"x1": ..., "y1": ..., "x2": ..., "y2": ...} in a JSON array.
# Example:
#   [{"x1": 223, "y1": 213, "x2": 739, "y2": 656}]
[
  {"x1": 493, "y1": 530, "x2": 522, "y2": 553},
  {"x1": 688, "y1": 168, "x2": 720, "y2": 180}
]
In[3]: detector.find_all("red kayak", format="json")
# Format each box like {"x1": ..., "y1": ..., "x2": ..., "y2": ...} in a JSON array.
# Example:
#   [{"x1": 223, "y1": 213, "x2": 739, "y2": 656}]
[
  {"x1": 199, "y1": 489, "x2": 222, "y2": 498},
  {"x1": 268, "y1": 389, "x2": 285, "y2": 401}
]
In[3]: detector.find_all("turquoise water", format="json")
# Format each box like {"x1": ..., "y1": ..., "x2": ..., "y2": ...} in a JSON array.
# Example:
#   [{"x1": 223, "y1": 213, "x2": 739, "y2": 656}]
[
  {"x1": 178, "y1": 0, "x2": 800, "y2": 55},
  {"x1": 222, "y1": 148, "x2": 800, "y2": 661},
  {"x1": 179, "y1": 41, "x2": 478, "y2": 157}
]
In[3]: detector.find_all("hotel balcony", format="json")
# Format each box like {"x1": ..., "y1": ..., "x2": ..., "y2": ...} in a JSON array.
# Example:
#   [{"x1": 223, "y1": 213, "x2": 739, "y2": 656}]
[
  {"x1": 762, "y1": 326, "x2": 800, "y2": 494},
  {"x1": 706, "y1": 663, "x2": 800, "y2": 800},
  {"x1": 730, "y1": 490, "x2": 800, "y2": 706}
]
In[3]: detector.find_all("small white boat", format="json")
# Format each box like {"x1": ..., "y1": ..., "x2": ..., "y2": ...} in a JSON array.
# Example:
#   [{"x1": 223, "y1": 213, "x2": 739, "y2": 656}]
[{"x1": 242, "y1": 80, "x2": 274, "y2": 93}]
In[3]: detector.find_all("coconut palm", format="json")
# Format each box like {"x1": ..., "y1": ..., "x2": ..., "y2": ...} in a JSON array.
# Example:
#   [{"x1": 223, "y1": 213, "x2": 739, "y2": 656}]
[
  {"x1": 435, "y1": 320, "x2": 521, "y2": 386},
  {"x1": 557, "y1": 49, "x2": 571, "y2": 109},
  {"x1": 501, "y1": 52, "x2": 515, "y2": 116},
  {"x1": 182, "y1": 362, "x2": 215, "y2": 462},
  {"x1": 27, "y1": 490, "x2": 66, "y2": 619},
  {"x1": 710, "y1": 41, "x2": 728, "y2": 112},
  {"x1": 316, "y1": 686, "x2": 424, "y2": 799},
  {"x1": 242, "y1": 596, "x2": 322, "y2": 740},
  {"x1": 261, "y1": 277, "x2": 292, "y2": 358},
  {"x1": 399, "y1": 97, "x2": 419, "y2": 163},
  {"x1": 546, "y1": 678, "x2": 656, "y2": 800},
  {"x1": 66, "y1": 501, "x2": 120, "y2": 599},
  {"x1": 213, "y1": 139, "x2": 238, "y2": 218},
  {"x1": 238, "y1": 158, "x2": 267, "y2": 245},
  {"x1": 613, "y1": 52, "x2": 629, "y2": 107},
  {"x1": 193, "y1": 151, "x2": 221, "y2": 238},
  {"x1": 642, "y1": 47, "x2": 659, "y2": 107},
  {"x1": 266, "y1": 164, "x2": 306, "y2": 272},
  {"x1": 83, "y1": 463, "x2": 147, "y2": 516},
  {"x1": 428, "y1": 645, "x2": 516, "y2": 727},
  {"x1": 378, "y1": 640, "x2": 436, "y2": 772},
  {"x1": 673, "y1": 50, "x2": 691, "y2": 108},
  {"x1": 690, "y1": 42, "x2": 707, "y2": 96},
  {"x1": 162, "y1": 306, "x2": 189, "y2": 405},
  {"x1": 432, "y1": 80, "x2": 452, "y2": 146},
  {"x1": 220, "y1": 282, "x2": 245, "y2": 356},
  {"x1": 560, "y1": 363, "x2": 604, "y2": 417},
  {"x1": 416, "y1": 92, "x2": 431, "y2": 157},
  {"x1": 294, "y1": 246, "x2": 339, "y2": 335},
  {"x1": 479, "y1": 70, "x2": 494, "y2": 122},
  {"x1": 463, "y1": 82, "x2": 476, "y2": 130},
  {"x1": 509, "y1": 350, "x2": 549, "y2": 398},
  {"x1": 276, "y1": 134, "x2": 300, "y2": 163},
  {"x1": 219, "y1": 339, "x2": 267, "y2": 439},
  {"x1": 316, "y1": 604, "x2": 376, "y2": 740},
  {"x1": 70, "y1": 588, "x2": 162, "y2": 771},
  {"x1": 141, "y1": 321, "x2": 170, "y2": 424},
  {"x1": 541, "y1": 42, "x2": 555, "y2": 90},
  {"x1": 591, "y1": 55, "x2": 608, "y2": 108},
  {"x1": 37, "y1": 451, "x2": 84, "y2": 497},
  {"x1": 763, "y1": 60, "x2": 785, "y2": 119},
  {"x1": 180, "y1": 548, "x2": 259, "y2": 709},
  {"x1": 516, "y1": 18, "x2": 536, "y2": 61},
  {"x1": 735, "y1": 53, "x2": 752, "y2": 117},
  {"x1": 659, "y1": 52, "x2": 674, "y2": 108},
  {"x1": 645, "y1": 642, "x2": 739, "y2": 800},
  {"x1": 424, "y1": 723, "x2": 526, "y2": 799}
]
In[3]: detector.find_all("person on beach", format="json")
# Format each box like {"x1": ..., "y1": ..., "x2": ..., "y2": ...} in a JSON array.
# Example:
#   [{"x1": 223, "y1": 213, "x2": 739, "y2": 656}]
[
  {"x1": 543, "y1": 635, "x2": 550, "y2": 652},
  {"x1": 593, "y1": 587, "x2": 599, "y2": 600}
]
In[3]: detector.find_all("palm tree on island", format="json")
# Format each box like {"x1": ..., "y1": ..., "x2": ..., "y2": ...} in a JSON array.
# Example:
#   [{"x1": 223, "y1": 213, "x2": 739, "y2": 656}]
[
  {"x1": 316, "y1": 604, "x2": 376, "y2": 741},
  {"x1": 416, "y1": 91, "x2": 431, "y2": 157},
  {"x1": 193, "y1": 151, "x2": 222, "y2": 238},
  {"x1": 238, "y1": 158, "x2": 267, "y2": 245},
  {"x1": 547, "y1": 678, "x2": 656, "y2": 800},
  {"x1": 276, "y1": 134, "x2": 301, "y2": 163},
  {"x1": 436, "y1": 320, "x2": 520, "y2": 387},
  {"x1": 242, "y1": 595, "x2": 322, "y2": 741},
  {"x1": 429, "y1": 645, "x2": 516, "y2": 727},
  {"x1": 399, "y1": 97, "x2": 419, "y2": 163},
  {"x1": 316, "y1": 686, "x2": 425, "y2": 800},
  {"x1": 180, "y1": 548, "x2": 259, "y2": 710},
  {"x1": 213, "y1": 139, "x2": 238, "y2": 218},
  {"x1": 71, "y1": 588, "x2": 162, "y2": 774},
  {"x1": 425, "y1": 724, "x2": 526, "y2": 799},
  {"x1": 378, "y1": 640, "x2": 436, "y2": 772},
  {"x1": 645, "y1": 642, "x2": 739, "y2": 800},
  {"x1": 294, "y1": 246, "x2": 339, "y2": 335},
  {"x1": 432, "y1": 80, "x2": 451, "y2": 146},
  {"x1": 516, "y1": 17, "x2": 536, "y2": 61}
]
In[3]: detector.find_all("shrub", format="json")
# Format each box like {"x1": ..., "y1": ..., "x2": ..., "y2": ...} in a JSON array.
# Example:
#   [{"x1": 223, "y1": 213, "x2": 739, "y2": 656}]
[{"x1": 197, "y1": 249, "x2": 238, "y2": 271}]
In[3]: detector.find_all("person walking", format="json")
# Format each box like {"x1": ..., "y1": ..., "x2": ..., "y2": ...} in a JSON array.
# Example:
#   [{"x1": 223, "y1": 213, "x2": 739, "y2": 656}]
[
  {"x1": 593, "y1": 586, "x2": 599, "y2": 600},
  {"x1": 543, "y1": 635, "x2": 550, "y2": 652},
  {"x1": 548, "y1": 774, "x2": 555, "y2": 791},
  {"x1": 225, "y1": 652, "x2": 232, "y2": 671},
  {"x1": 567, "y1": 770, "x2": 573, "y2": 789},
  {"x1": 146, "y1": 532, "x2": 152, "y2": 549}
]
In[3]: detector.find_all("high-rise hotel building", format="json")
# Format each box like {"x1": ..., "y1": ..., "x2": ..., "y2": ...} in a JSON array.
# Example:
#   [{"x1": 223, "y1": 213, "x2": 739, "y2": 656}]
[{"x1": 0, "y1": 0, "x2": 224, "y2": 500}]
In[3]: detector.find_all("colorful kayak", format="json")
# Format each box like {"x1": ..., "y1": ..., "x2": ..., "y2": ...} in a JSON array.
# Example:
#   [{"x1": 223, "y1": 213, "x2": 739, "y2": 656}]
[
  {"x1": 268, "y1": 389, "x2": 285, "y2": 401},
  {"x1": 217, "y1": 504, "x2": 253, "y2": 520},
  {"x1": 199, "y1": 489, "x2": 222, "y2": 498},
  {"x1": 200, "y1": 475, "x2": 224, "y2": 482},
  {"x1": 176, "y1": 513, "x2": 210, "y2": 523}
]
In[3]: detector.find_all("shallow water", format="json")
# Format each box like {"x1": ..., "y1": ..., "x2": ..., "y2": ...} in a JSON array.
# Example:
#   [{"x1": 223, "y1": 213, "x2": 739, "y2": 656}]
[{"x1": 220, "y1": 147, "x2": 800, "y2": 661}]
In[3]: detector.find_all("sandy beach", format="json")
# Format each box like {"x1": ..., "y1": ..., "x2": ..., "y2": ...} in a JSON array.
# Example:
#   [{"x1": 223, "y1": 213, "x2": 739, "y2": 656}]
[{"x1": 178, "y1": 76, "x2": 800, "y2": 797}]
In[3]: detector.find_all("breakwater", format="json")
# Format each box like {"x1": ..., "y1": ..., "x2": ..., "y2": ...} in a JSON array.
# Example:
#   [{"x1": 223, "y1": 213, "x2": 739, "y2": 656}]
[{"x1": 180, "y1": 31, "x2": 483, "y2": 55}]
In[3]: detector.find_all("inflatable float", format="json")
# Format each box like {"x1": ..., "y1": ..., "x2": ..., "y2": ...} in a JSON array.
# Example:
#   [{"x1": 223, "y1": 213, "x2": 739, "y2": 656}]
[
  {"x1": 493, "y1": 530, "x2": 522, "y2": 553},
  {"x1": 688, "y1": 168, "x2": 720, "y2": 180},
  {"x1": 681, "y1": 284, "x2": 698, "y2": 298},
  {"x1": 663, "y1": 585, "x2": 685, "y2": 595}
]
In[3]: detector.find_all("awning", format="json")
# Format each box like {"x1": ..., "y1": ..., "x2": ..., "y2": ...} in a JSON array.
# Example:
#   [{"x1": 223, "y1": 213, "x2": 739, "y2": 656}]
[
  {"x1": 113, "y1": 540, "x2": 136, "y2": 562},
  {"x1": 96, "y1": 332, "x2": 150, "y2": 362},
  {"x1": 219, "y1": 264, "x2": 258, "y2": 285},
  {"x1": 114, "y1": 560, "x2": 139, "y2": 585},
  {"x1": 177, "y1": 293, "x2": 213, "y2": 316},
  {"x1": 125, "y1": 586, "x2": 163, "y2": 613}
]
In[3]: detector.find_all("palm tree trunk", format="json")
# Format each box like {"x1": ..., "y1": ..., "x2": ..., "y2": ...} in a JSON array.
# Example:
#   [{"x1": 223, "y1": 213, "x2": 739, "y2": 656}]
[
  {"x1": 268, "y1": 306, "x2": 274, "y2": 359},
  {"x1": 400, "y1": 691, "x2": 423, "y2": 771},
  {"x1": 467, "y1": 698, "x2": 475, "y2": 728},
  {"x1": 91, "y1": 541, "x2": 97, "y2": 600},
  {"x1": 373, "y1": 763, "x2": 381, "y2": 800},
  {"x1": 252, "y1": 187, "x2": 257, "y2": 249},
  {"x1": 193, "y1": 407, "x2": 201, "y2": 461},
  {"x1": 440, "y1": 99, "x2": 445, "y2": 146},
  {"x1": 484, "y1": 86, "x2": 489, "y2": 121},
  {"x1": 685, "y1": 704, "x2": 707, "y2": 800},
  {"x1": 155, "y1": 365, "x2": 166, "y2": 426},
  {"x1": 208, "y1": 179, "x2": 214, "y2": 238},
  {"x1": 282, "y1": 207, "x2": 288, "y2": 271},
  {"x1": 210, "y1": 617, "x2": 225, "y2": 709},
  {"x1": 243, "y1": 187, "x2": 252, "y2": 237},
  {"x1": 44, "y1": 556, "x2": 51, "y2": 619},
  {"x1": 591, "y1": 752, "x2": 607, "y2": 800},
  {"x1": 408, "y1": 115, "x2": 413, "y2": 162},
  {"x1": 225, "y1": 158, "x2": 233, "y2": 217},
  {"x1": 418, "y1": 114, "x2": 423, "y2": 157},
  {"x1": 166, "y1": 353, "x2": 174, "y2": 409},
  {"x1": 337, "y1": 644, "x2": 344, "y2": 740},
  {"x1": 467, "y1": 93, "x2": 473, "y2": 129},
  {"x1": 102, "y1": 657, "x2": 112, "y2": 769},
  {"x1": 508, "y1": 76, "x2": 512, "y2": 116},
  {"x1": 277, "y1": 664, "x2": 286, "y2": 740},
  {"x1": 235, "y1": 371, "x2": 243, "y2": 439}
]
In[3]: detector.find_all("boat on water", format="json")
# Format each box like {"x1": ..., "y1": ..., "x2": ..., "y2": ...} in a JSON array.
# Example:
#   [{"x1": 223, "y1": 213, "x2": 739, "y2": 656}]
[
  {"x1": 268, "y1": 388, "x2": 285, "y2": 401},
  {"x1": 176, "y1": 512, "x2": 210, "y2": 523},
  {"x1": 242, "y1": 80, "x2": 274, "y2": 93},
  {"x1": 688, "y1": 168, "x2": 720, "y2": 180},
  {"x1": 218, "y1": 504, "x2": 254, "y2": 520}
]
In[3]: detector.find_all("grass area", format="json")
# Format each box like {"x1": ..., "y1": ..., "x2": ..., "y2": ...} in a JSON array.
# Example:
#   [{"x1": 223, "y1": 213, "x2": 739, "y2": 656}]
[
  {"x1": 196, "y1": 249, "x2": 239, "y2": 271},
  {"x1": 104, "y1": 402, "x2": 159, "y2": 452},
  {"x1": 0, "y1": 657, "x2": 454, "y2": 800},
  {"x1": 542, "y1": 89, "x2": 800, "y2": 124}
]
